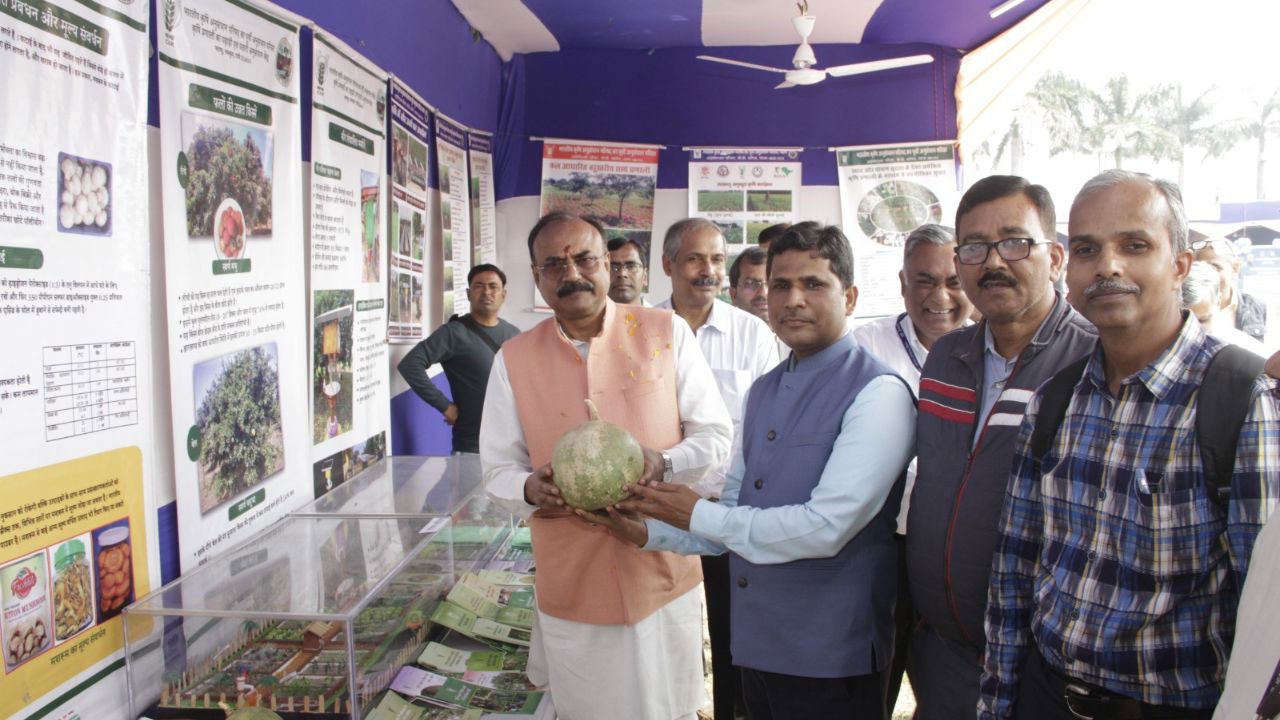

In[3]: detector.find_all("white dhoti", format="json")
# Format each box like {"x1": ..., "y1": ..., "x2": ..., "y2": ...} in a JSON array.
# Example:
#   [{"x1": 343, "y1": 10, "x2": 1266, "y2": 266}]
[{"x1": 528, "y1": 585, "x2": 705, "y2": 720}]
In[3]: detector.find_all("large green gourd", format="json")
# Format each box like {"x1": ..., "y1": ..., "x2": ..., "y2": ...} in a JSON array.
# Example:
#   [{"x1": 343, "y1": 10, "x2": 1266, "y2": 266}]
[{"x1": 551, "y1": 399, "x2": 644, "y2": 510}]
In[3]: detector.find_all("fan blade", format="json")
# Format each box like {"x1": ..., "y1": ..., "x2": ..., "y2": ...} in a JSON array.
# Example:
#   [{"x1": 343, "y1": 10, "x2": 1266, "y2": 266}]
[
  {"x1": 824, "y1": 54, "x2": 934, "y2": 78},
  {"x1": 774, "y1": 81, "x2": 797, "y2": 89},
  {"x1": 696, "y1": 55, "x2": 789, "y2": 74}
]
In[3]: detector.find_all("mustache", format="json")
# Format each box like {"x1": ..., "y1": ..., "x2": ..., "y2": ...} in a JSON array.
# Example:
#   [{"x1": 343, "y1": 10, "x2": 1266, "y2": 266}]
[
  {"x1": 691, "y1": 276, "x2": 719, "y2": 288},
  {"x1": 1084, "y1": 277, "x2": 1139, "y2": 299},
  {"x1": 556, "y1": 280, "x2": 595, "y2": 297},
  {"x1": 978, "y1": 270, "x2": 1018, "y2": 288},
  {"x1": 777, "y1": 313, "x2": 810, "y2": 324}
]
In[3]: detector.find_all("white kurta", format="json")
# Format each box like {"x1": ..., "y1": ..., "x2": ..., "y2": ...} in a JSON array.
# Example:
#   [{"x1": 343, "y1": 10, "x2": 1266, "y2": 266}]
[
  {"x1": 656, "y1": 298, "x2": 780, "y2": 498},
  {"x1": 481, "y1": 314, "x2": 733, "y2": 720}
]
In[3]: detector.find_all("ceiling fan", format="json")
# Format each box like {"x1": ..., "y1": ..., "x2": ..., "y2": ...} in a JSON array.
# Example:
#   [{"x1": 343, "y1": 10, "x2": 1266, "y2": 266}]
[{"x1": 696, "y1": 1, "x2": 934, "y2": 89}]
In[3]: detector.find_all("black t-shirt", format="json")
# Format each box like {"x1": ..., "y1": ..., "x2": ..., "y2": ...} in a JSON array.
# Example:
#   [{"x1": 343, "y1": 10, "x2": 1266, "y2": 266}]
[{"x1": 396, "y1": 314, "x2": 520, "y2": 452}]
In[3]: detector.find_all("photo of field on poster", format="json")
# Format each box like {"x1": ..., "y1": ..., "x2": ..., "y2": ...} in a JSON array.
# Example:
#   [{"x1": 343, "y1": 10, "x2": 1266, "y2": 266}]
[
  {"x1": 441, "y1": 198, "x2": 452, "y2": 231},
  {"x1": 192, "y1": 343, "x2": 285, "y2": 513},
  {"x1": 747, "y1": 220, "x2": 774, "y2": 244},
  {"x1": 411, "y1": 275, "x2": 423, "y2": 325},
  {"x1": 314, "y1": 291, "x2": 354, "y2": 444},
  {"x1": 697, "y1": 190, "x2": 744, "y2": 213},
  {"x1": 391, "y1": 271, "x2": 409, "y2": 325},
  {"x1": 361, "y1": 169, "x2": 380, "y2": 283},
  {"x1": 541, "y1": 170, "x2": 655, "y2": 231},
  {"x1": 180, "y1": 112, "x2": 274, "y2": 260},
  {"x1": 711, "y1": 219, "x2": 744, "y2": 246},
  {"x1": 440, "y1": 165, "x2": 452, "y2": 197},
  {"x1": 746, "y1": 189, "x2": 791, "y2": 213}
]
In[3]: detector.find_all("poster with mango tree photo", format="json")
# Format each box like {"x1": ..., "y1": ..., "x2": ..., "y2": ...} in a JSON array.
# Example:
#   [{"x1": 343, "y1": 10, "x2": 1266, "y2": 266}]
[
  {"x1": 157, "y1": 0, "x2": 310, "y2": 572},
  {"x1": 537, "y1": 139, "x2": 659, "y2": 310}
]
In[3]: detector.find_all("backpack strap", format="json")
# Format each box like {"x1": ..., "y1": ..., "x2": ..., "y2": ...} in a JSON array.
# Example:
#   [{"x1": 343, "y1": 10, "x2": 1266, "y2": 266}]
[
  {"x1": 457, "y1": 313, "x2": 503, "y2": 354},
  {"x1": 1029, "y1": 356, "x2": 1090, "y2": 469},
  {"x1": 1196, "y1": 344, "x2": 1265, "y2": 506}
]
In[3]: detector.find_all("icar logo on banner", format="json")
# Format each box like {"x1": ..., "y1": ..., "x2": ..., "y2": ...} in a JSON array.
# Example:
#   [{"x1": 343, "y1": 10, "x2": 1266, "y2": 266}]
[
  {"x1": 309, "y1": 30, "x2": 391, "y2": 494},
  {"x1": 688, "y1": 147, "x2": 802, "y2": 263},
  {"x1": 156, "y1": 0, "x2": 310, "y2": 572},
  {"x1": 0, "y1": 0, "x2": 154, "y2": 716},
  {"x1": 538, "y1": 139, "x2": 660, "y2": 310},
  {"x1": 388, "y1": 78, "x2": 432, "y2": 342},
  {"x1": 835, "y1": 140, "x2": 960, "y2": 318}
]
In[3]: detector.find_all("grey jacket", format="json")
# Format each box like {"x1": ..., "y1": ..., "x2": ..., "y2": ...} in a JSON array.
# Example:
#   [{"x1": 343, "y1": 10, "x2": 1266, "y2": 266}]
[{"x1": 905, "y1": 292, "x2": 1096, "y2": 650}]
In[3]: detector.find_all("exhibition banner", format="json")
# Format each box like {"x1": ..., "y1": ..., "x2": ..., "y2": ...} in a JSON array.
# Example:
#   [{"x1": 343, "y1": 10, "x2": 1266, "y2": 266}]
[
  {"x1": 435, "y1": 115, "x2": 471, "y2": 320},
  {"x1": 468, "y1": 131, "x2": 497, "y2": 266},
  {"x1": 388, "y1": 77, "x2": 430, "y2": 342},
  {"x1": 309, "y1": 31, "x2": 391, "y2": 493},
  {"x1": 0, "y1": 1, "x2": 155, "y2": 717},
  {"x1": 688, "y1": 148, "x2": 802, "y2": 255},
  {"x1": 157, "y1": 0, "x2": 310, "y2": 571},
  {"x1": 835, "y1": 141, "x2": 960, "y2": 318},
  {"x1": 538, "y1": 140, "x2": 659, "y2": 309}
]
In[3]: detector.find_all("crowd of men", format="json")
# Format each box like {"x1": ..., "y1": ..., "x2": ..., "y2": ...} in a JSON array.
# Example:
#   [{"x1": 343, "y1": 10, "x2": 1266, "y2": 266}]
[{"x1": 398, "y1": 170, "x2": 1279, "y2": 720}]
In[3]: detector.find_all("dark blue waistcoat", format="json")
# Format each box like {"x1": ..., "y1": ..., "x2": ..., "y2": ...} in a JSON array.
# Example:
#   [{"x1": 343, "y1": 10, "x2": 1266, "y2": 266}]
[{"x1": 729, "y1": 332, "x2": 905, "y2": 678}]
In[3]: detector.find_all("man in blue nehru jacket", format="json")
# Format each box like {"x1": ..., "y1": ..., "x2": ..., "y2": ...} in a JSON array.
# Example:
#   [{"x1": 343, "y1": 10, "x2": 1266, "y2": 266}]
[{"x1": 583, "y1": 223, "x2": 917, "y2": 720}]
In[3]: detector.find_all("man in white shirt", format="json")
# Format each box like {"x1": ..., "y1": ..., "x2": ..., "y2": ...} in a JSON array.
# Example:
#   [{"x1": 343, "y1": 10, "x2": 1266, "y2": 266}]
[
  {"x1": 481, "y1": 212, "x2": 732, "y2": 720},
  {"x1": 657, "y1": 217, "x2": 779, "y2": 720},
  {"x1": 850, "y1": 222, "x2": 974, "y2": 709}
]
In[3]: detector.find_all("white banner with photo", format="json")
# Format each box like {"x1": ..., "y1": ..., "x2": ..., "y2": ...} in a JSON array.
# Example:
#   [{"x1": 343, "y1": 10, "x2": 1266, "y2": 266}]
[
  {"x1": 0, "y1": 1, "x2": 156, "y2": 717},
  {"x1": 309, "y1": 31, "x2": 391, "y2": 493},
  {"x1": 434, "y1": 114, "x2": 471, "y2": 320},
  {"x1": 388, "y1": 77, "x2": 430, "y2": 342},
  {"x1": 157, "y1": 0, "x2": 310, "y2": 571},
  {"x1": 469, "y1": 131, "x2": 497, "y2": 266},
  {"x1": 537, "y1": 139, "x2": 660, "y2": 310},
  {"x1": 835, "y1": 141, "x2": 961, "y2": 318},
  {"x1": 688, "y1": 148, "x2": 802, "y2": 262}
]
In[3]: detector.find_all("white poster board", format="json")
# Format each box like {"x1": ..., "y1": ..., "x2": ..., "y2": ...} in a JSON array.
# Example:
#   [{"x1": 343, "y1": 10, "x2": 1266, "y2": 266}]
[
  {"x1": 836, "y1": 141, "x2": 960, "y2": 318},
  {"x1": 388, "y1": 77, "x2": 430, "y2": 342},
  {"x1": 435, "y1": 114, "x2": 471, "y2": 320},
  {"x1": 0, "y1": 1, "x2": 155, "y2": 717},
  {"x1": 309, "y1": 30, "x2": 391, "y2": 491},
  {"x1": 157, "y1": 0, "x2": 310, "y2": 570},
  {"x1": 688, "y1": 148, "x2": 802, "y2": 258},
  {"x1": 469, "y1": 131, "x2": 497, "y2": 266}
]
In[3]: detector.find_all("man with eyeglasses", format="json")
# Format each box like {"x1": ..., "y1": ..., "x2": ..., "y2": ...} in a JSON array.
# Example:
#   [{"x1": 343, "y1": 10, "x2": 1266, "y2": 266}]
[
  {"x1": 850, "y1": 223, "x2": 974, "y2": 710},
  {"x1": 657, "y1": 217, "x2": 779, "y2": 720},
  {"x1": 905, "y1": 176, "x2": 1096, "y2": 719},
  {"x1": 1192, "y1": 236, "x2": 1269, "y2": 345},
  {"x1": 608, "y1": 236, "x2": 653, "y2": 306},
  {"x1": 480, "y1": 211, "x2": 732, "y2": 720},
  {"x1": 980, "y1": 169, "x2": 1278, "y2": 719}
]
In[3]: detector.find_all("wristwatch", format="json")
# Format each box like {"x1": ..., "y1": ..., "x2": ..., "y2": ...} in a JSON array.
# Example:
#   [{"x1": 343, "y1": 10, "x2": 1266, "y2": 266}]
[{"x1": 660, "y1": 452, "x2": 674, "y2": 483}]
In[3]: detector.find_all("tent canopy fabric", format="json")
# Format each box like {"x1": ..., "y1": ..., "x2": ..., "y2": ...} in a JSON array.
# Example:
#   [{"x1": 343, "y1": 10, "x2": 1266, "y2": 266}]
[{"x1": 452, "y1": 0, "x2": 1053, "y2": 60}]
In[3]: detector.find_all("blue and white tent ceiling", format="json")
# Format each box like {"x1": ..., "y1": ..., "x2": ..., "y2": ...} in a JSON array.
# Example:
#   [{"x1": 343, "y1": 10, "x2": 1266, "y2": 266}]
[{"x1": 450, "y1": 0, "x2": 1052, "y2": 60}]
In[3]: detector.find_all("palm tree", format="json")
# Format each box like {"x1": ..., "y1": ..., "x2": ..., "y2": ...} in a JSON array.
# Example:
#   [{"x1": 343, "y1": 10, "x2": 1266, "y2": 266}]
[
  {"x1": 974, "y1": 117, "x2": 1025, "y2": 176},
  {"x1": 1029, "y1": 72, "x2": 1177, "y2": 170},
  {"x1": 1219, "y1": 89, "x2": 1280, "y2": 200},
  {"x1": 1156, "y1": 84, "x2": 1233, "y2": 189}
]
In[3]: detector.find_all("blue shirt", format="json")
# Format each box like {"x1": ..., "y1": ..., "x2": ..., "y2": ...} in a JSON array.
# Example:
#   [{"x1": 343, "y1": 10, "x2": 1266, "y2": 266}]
[
  {"x1": 977, "y1": 324, "x2": 1018, "y2": 446},
  {"x1": 978, "y1": 315, "x2": 1280, "y2": 717},
  {"x1": 644, "y1": 372, "x2": 916, "y2": 564}
]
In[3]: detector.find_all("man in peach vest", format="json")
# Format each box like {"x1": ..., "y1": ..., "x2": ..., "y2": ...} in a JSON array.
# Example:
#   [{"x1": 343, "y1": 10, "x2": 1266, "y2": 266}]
[{"x1": 481, "y1": 212, "x2": 733, "y2": 720}]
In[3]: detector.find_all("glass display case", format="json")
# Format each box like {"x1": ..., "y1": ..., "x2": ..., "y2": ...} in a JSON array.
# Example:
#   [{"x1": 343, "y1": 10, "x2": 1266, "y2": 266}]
[
  {"x1": 294, "y1": 455, "x2": 484, "y2": 518},
  {"x1": 123, "y1": 512, "x2": 512, "y2": 719}
]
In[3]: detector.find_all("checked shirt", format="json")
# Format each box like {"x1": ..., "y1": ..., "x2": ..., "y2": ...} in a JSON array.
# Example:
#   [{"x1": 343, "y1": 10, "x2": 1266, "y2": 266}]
[{"x1": 978, "y1": 315, "x2": 1280, "y2": 718}]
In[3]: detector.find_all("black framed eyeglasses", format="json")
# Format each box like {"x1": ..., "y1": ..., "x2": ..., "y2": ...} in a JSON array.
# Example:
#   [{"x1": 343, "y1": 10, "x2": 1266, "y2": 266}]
[
  {"x1": 610, "y1": 261, "x2": 643, "y2": 274},
  {"x1": 535, "y1": 254, "x2": 601, "y2": 278},
  {"x1": 955, "y1": 237, "x2": 1046, "y2": 265}
]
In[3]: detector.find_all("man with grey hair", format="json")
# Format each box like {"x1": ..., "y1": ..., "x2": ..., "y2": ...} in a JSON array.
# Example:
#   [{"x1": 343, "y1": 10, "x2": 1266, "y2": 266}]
[
  {"x1": 1184, "y1": 260, "x2": 1266, "y2": 355},
  {"x1": 979, "y1": 170, "x2": 1279, "y2": 718},
  {"x1": 1192, "y1": 236, "x2": 1268, "y2": 344},
  {"x1": 657, "y1": 216, "x2": 779, "y2": 720},
  {"x1": 851, "y1": 222, "x2": 975, "y2": 708}
]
